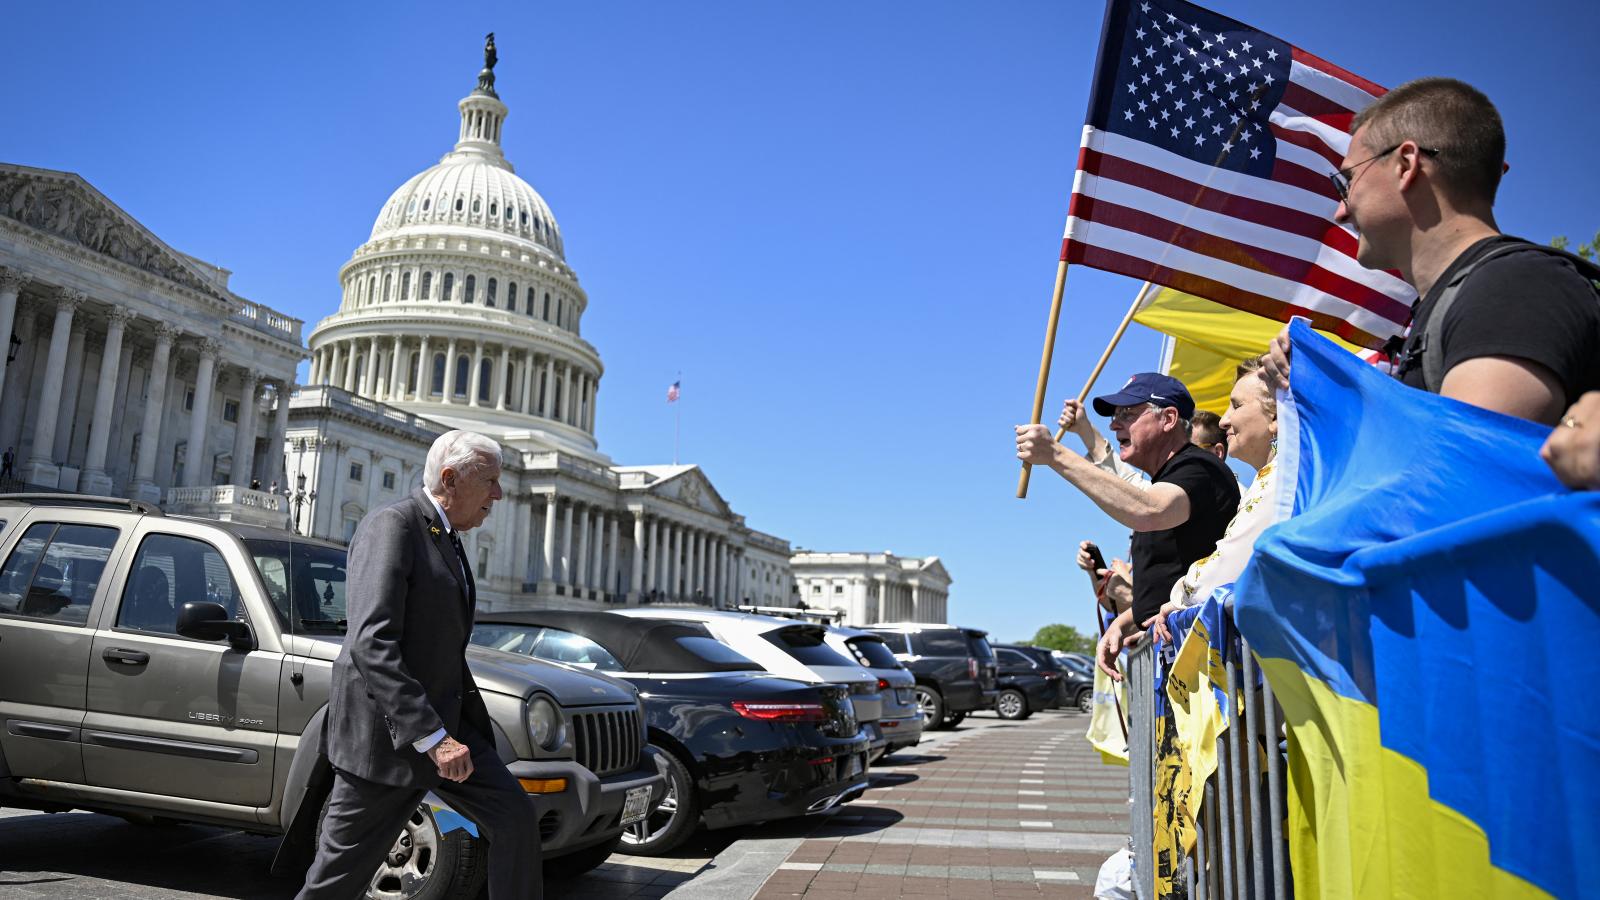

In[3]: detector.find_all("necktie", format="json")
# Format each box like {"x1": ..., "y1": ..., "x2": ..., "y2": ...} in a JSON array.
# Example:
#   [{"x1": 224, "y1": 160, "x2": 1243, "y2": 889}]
[{"x1": 446, "y1": 530, "x2": 476, "y2": 606}]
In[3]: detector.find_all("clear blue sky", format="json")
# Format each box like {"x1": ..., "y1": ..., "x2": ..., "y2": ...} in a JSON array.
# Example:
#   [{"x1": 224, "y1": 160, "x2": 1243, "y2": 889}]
[{"x1": 5, "y1": 1, "x2": 1597, "y2": 643}]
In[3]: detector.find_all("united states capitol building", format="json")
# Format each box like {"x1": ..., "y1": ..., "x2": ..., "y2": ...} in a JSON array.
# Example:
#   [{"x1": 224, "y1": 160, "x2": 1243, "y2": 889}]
[{"x1": 0, "y1": 42, "x2": 951, "y2": 623}]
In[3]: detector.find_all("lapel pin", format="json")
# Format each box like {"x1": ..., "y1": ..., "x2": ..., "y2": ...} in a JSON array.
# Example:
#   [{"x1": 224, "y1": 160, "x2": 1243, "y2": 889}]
[{"x1": 430, "y1": 526, "x2": 441, "y2": 535}]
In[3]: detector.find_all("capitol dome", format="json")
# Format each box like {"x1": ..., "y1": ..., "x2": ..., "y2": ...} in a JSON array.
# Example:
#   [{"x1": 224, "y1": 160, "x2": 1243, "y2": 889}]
[{"x1": 304, "y1": 53, "x2": 603, "y2": 459}]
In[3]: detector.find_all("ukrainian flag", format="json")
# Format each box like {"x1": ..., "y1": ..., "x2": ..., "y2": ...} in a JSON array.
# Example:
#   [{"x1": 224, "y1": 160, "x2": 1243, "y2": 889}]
[{"x1": 1233, "y1": 321, "x2": 1600, "y2": 899}]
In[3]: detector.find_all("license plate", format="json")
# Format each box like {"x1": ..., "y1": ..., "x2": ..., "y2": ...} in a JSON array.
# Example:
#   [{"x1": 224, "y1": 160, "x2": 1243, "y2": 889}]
[{"x1": 620, "y1": 785, "x2": 652, "y2": 825}]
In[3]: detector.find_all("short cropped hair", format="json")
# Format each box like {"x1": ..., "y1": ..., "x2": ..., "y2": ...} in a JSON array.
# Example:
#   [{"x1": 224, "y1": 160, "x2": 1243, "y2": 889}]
[
  {"x1": 424, "y1": 429, "x2": 502, "y2": 493},
  {"x1": 1348, "y1": 77, "x2": 1505, "y2": 205},
  {"x1": 1191, "y1": 410, "x2": 1227, "y2": 450}
]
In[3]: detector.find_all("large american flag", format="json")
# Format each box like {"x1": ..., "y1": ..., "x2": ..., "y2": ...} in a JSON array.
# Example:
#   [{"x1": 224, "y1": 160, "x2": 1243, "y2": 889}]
[{"x1": 1065, "y1": 0, "x2": 1413, "y2": 348}]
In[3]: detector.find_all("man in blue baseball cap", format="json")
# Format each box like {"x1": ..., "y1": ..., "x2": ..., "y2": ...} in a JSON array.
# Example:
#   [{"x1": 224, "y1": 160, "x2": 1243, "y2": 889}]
[{"x1": 1016, "y1": 372, "x2": 1239, "y2": 649}]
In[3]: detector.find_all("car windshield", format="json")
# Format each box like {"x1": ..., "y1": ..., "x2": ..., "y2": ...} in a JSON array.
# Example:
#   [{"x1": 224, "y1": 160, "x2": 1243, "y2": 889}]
[
  {"x1": 846, "y1": 637, "x2": 902, "y2": 669},
  {"x1": 471, "y1": 623, "x2": 543, "y2": 656},
  {"x1": 766, "y1": 626, "x2": 859, "y2": 667},
  {"x1": 244, "y1": 539, "x2": 349, "y2": 635},
  {"x1": 470, "y1": 624, "x2": 625, "y2": 672}
]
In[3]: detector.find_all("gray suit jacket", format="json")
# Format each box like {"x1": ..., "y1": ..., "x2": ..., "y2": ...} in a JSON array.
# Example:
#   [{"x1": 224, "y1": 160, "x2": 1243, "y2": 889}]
[{"x1": 326, "y1": 489, "x2": 492, "y2": 787}]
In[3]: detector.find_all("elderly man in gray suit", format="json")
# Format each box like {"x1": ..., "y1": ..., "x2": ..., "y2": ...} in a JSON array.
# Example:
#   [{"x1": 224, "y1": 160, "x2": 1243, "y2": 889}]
[{"x1": 297, "y1": 429, "x2": 541, "y2": 899}]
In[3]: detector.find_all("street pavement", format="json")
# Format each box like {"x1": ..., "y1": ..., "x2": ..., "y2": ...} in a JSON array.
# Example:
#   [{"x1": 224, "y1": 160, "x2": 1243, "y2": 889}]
[{"x1": 0, "y1": 709, "x2": 1126, "y2": 899}]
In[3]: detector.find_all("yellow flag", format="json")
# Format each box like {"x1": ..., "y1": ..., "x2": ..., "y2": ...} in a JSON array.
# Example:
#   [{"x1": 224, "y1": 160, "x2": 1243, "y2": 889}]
[
  {"x1": 1086, "y1": 662, "x2": 1129, "y2": 766},
  {"x1": 1133, "y1": 288, "x2": 1367, "y2": 414}
]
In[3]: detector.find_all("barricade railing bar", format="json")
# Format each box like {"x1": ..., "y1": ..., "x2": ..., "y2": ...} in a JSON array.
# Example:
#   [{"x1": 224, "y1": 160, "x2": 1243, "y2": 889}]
[{"x1": 1126, "y1": 602, "x2": 1290, "y2": 900}]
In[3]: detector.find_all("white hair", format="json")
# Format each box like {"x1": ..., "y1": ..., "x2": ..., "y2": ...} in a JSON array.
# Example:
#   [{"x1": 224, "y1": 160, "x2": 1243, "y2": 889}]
[{"x1": 424, "y1": 430, "x2": 502, "y2": 492}]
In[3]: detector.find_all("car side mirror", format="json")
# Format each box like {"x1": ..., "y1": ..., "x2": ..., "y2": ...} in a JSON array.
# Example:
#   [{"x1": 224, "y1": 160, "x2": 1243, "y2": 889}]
[{"x1": 176, "y1": 601, "x2": 255, "y2": 651}]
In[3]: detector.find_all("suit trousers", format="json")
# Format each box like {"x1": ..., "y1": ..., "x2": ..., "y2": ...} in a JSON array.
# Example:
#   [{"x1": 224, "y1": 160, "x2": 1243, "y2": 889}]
[{"x1": 296, "y1": 747, "x2": 542, "y2": 900}]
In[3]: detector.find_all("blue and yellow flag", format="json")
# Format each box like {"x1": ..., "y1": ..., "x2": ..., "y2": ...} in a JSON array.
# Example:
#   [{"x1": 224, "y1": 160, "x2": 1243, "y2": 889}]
[{"x1": 1234, "y1": 321, "x2": 1600, "y2": 899}]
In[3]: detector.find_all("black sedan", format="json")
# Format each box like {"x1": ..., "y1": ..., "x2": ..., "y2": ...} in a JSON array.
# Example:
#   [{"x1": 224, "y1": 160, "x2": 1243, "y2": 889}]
[{"x1": 472, "y1": 611, "x2": 872, "y2": 856}]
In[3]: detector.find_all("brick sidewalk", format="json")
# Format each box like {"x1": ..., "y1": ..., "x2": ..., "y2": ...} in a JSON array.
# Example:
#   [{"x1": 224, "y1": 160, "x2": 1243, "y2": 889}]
[{"x1": 751, "y1": 711, "x2": 1128, "y2": 898}]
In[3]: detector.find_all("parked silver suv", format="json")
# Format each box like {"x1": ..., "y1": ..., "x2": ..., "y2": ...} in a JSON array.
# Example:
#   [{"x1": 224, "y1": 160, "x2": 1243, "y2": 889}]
[{"x1": 0, "y1": 495, "x2": 663, "y2": 899}]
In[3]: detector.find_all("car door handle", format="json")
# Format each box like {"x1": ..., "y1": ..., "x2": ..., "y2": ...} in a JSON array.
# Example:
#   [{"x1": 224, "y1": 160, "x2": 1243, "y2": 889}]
[{"x1": 102, "y1": 647, "x2": 150, "y2": 666}]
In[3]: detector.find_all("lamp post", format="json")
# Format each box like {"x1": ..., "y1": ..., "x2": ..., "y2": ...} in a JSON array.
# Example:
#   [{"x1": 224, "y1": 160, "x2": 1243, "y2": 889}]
[
  {"x1": 291, "y1": 468, "x2": 315, "y2": 535},
  {"x1": 5, "y1": 332, "x2": 18, "y2": 367}
]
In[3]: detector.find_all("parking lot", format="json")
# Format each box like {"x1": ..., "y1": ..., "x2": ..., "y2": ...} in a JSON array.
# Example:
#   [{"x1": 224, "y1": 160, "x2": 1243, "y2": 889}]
[{"x1": 0, "y1": 709, "x2": 1122, "y2": 899}]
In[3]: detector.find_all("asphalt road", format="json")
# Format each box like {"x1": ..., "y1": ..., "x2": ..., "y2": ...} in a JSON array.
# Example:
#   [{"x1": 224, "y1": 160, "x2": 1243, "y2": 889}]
[{"x1": 0, "y1": 711, "x2": 1053, "y2": 899}]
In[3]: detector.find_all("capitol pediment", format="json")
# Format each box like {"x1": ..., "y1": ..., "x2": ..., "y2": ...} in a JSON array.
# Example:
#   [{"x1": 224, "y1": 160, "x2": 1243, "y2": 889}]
[
  {"x1": 0, "y1": 164, "x2": 228, "y2": 299},
  {"x1": 619, "y1": 464, "x2": 732, "y2": 518}
]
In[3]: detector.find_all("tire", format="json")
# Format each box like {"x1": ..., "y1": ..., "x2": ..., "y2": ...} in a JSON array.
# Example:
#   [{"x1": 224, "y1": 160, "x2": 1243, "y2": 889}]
[
  {"x1": 946, "y1": 712, "x2": 967, "y2": 727},
  {"x1": 317, "y1": 800, "x2": 486, "y2": 900},
  {"x1": 544, "y1": 834, "x2": 622, "y2": 881},
  {"x1": 1076, "y1": 687, "x2": 1094, "y2": 714},
  {"x1": 617, "y1": 746, "x2": 699, "y2": 856},
  {"x1": 996, "y1": 689, "x2": 1030, "y2": 720},
  {"x1": 914, "y1": 686, "x2": 947, "y2": 731}
]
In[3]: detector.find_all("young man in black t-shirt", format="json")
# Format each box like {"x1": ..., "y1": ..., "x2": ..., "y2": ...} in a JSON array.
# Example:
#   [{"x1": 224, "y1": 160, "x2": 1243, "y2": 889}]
[
  {"x1": 1262, "y1": 78, "x2": 1600, "y2": 424},
  {"x1": 1016, "y1": 374, "x2": 1239, "y2": 676}
]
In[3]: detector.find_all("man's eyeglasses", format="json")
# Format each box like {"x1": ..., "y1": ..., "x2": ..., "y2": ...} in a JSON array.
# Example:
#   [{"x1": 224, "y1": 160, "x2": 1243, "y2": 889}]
[
  {"x1": 1329, "y1": 144, "x2": 1440, "y2": 201},
  {"x1": 1110, "y1": 405, "x2": 1158, "y2": 426}
]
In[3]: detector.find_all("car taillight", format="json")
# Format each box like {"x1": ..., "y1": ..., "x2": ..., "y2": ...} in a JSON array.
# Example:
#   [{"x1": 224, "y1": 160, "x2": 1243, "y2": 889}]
[
  {"x1": 732, "y1": 701, "x2": 827, "y2": 723},
  {"x1": 968, "y1": 659, "x2": 978, "y2": 679},
  {"x1": 877, "y1": 678, "x2": 890, "y2": 690}
]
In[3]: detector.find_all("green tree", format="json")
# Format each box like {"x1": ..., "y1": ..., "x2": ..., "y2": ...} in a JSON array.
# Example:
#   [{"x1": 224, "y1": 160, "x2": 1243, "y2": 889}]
[
  {"x1": 1027, "y1": 623, "x2": 1095, "y2": 654},
  {"x1": 1551, "y1": 230, "x2": 1599, "y2": 263}
]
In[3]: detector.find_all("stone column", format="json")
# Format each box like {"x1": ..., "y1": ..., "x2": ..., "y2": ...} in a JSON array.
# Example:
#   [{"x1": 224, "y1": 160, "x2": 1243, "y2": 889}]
[
  {"x1": 388, "y1": 336, "x2": 405, "y2": 402},
  {"x1": 106, "y1": 343, "x2": 137, "y2": 483},
  {"x1": 692, "y1": 530, "x2": 705, "y2": 598},
  {"x1": 337, "y1": 339, "x2": 355, "y2": 392},
  {"x1": 591, "y1": 512, "x2": 606, "y2": 596},
  {"x1": 79, "y1": 307, "x2": 133, "y2": 494},
  {"x1": 308, "y1": 348, "x2": 322, "y2": 386},
  {"x1": 415, "y1": 336, "x2": 430, "y2": 400},
  {"x1": 0, "y1": 269, "x2": 28, "y2": 404},
  {"x1": 542, "y1": 494, "x2": 558, "y2": 586},
  {"x1": 606, "y1": 514, "x2": 620, "y2": 597},
  {"x1": 630, "y1": 513, "x2": 645, "y2": 597},
  {"x1": 496, "y1": 345, "x2": 510, "y2": 411},
  {"x1": 522, "y1": 352, "x2": 537, "y2": 413},
  {"x1": 360, "y1": 337, "x2": 378, "y2": 397},
  {"x1": 467, "y1": 341, "x2": 485, "y2": 407},
  {"x1": 559, "y1": 500, "x2": 574, "y2": 586},
  {"x1": 645, "y1": 516, "x2": 660, "y2": 594},
  {"x1": 230, "y1": 370, "x2": 260, "y2": 487},
  {"x1": 712, "y1": 539, "x2": 723, "y2": 606},
  {"x1": 579, "y1": 499, "x2": 598, "y2": 592},
  {"x1": 181, "y1": 339, "x2": 221, "y2": 487},
  {"x1": 22, "y1": 289, "x2": 83, "y2": 484},
  {"x1": 53, "y1": 320, "x2": 89, "y2": 465},
  {"x1": 512, "y1": 494, "x2": 531, "y2": 588},
  {"x1": 669, "y1": 522, "x2": 683, "y2": 599},
  {"x1": 563, "y1": 366, "x2": 576, "y2": 425},
  {"x1": 325, "y1": 342, "x2": 342, "y2": 388},
  {"x1": 0, "y1": 305, "x2": 39, "y2": 455},
  {"x1": 129, "y1": 324, "x2": 177, "y2": 500},
  {"x1": 444, "y1": 338, "x2": 460, "y2": 403},
  {"x1": 266, "y1": 380, "x2": 292, "y2": 490},
  {"x1": 541, "y1": 356, "x2": 555, "y2": 417}
]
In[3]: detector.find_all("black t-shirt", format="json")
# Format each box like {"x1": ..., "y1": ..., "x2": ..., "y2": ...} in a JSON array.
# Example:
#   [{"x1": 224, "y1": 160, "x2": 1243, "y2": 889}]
[
  {"x1": 1396, "y1": 236, "x2": 1600, "y2": 405},
  {"x1": 1129, "y1": 445, "x2": 1240, "y2": 626}
]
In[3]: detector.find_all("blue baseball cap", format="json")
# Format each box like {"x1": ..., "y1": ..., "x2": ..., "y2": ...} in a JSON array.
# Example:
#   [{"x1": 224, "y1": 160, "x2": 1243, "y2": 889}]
[{"x1": 1092, "y1": 373, "x2": 1196, "y2": 420}]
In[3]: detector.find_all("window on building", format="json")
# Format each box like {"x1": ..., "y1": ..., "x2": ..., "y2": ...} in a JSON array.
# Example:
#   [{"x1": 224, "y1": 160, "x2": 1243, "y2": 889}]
[
  {"x1": 478, "y1": 359, "x2": 493, "y2": 402},
  {"x1": 401, "y1": 271, "x2": 412, "y2": 300},
  {"x1": 408, "y1": 352, "x2": 420, "y2": 393},
  {"x1": 421, "y1": 271, "x2": 432, "y2": 300},
  {"x1": 223, "y1": 400, "x2": 239, "y2": 423},
  {"x1": 0, "y1": 522, "x2": 119, "y2": 625},
  {"x1": 343, "y1": 517, "x2": 359, "y2": 543},
  {"x1": 489, "y1": 201, "x2": 498, "y2": 218},
  {"x1": 442, "y1": 272, "x2": 455, "y2": 302},
  {"x1": 117, "y1": 533, "x2": 239, "y2": 635},
  {"x1": 464, "y1": 275, "x2": 476, "y2": 304},
  {"x1": 520, "y1": 211, "x2": 528, "y2": 226},
  {"x1": 422, "y1": 197, "x2": 431, "y2": 212},
  {"x1": 381, "y1": 273, "x2": 390, "y2": 302},
  {"x1": 834, "y1": 585, "x2": 844, "y2": 594},
  {"x1": 184, "y1": 388, "x2": 194, "y2": 412},
  {"x1": 454, "y1": 197, "x2": 463, "y2": 212},
  {"x1": 507, "y1": 281, "x2": 517, "y2": 313},
  {"x1": 486, "y1": 278, "x2": 497, "y2": 308},
  {"x1": 526, "y1": 286, "x2": 536, "y2": 315},
  {"x1": 543, "y1": 292, "x2": 551, "y2": 320},
  {"x1": 349, "y1": 462, "x2": 363, "y2": 482},
  {"x1": 471, "y1": 198, "x2": 481, "y2": 214},
  {"x1": 382, "y1": 471, "x2": 396, "y2": 490},
  {"x1": 454, "y1": 357, "x2": 469, "y2": 397},
  {"x1": 368, "y1": 276, "x2": 377, "y2": 305},
  {"x1": 812, "y1": 584, "x2": 821, "y2": 594}
]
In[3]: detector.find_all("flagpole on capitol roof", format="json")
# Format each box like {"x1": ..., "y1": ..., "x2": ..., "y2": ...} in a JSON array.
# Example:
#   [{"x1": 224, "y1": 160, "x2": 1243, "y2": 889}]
[{"x1": 667, "y1": 374, "x2": 682, "y2": 465}]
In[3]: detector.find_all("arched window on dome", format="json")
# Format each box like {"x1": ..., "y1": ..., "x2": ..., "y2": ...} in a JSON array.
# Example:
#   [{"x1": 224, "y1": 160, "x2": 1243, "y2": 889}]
[
  {"x1": 472, "y1": 198, "x2": 481, "y2": 215},
  {"x1": 556, "y1": 298, "x2": 563, "y2": 328},
  {"x1": 431, "y1": 353, "x2": 446, "y2": 395},
  {"x1": 382, "y1": 273, "x2": 392, "y2": 303},
  {"x1": 505, "y1": 204, "x2": 514, "y2": 221},
  {"x1": 407, "y1": 199, "x2": 416, "y2": 214},
  {"x1": 543, "y1": 292, "x2": 551, "y2": 321},
  {"x1": 422, "y1": 198, "x2": 431, "y2": 212},
  {"x1": 442, "y1": 273, "x2": 455, "y2": 303},
  {"x1": 526, "y1": 286, "x2": 536, "y2": 316},
  {"x1": 464, "y1": 275, "x2": 476, "y2": 304},
  {"x1": 520, "y1": 211, "x2": 528, "y2": 227},
  {"x1": 454, "y1": 197, "x2": 463, "y2": 213},
  {"x1": 478, "y1": 359, "x2": 493, "y2": 403},
  {"x1": 420, "y1": 271, "x2": 433, "y2": 300},
  {"x1": 507, "y1": 281, "x2": 517, "y2": 313},
  {"x1": 486, "y1": 278, "x2": 497, "y2": 308},
  {"x1": 454, "y1": 356, "x2": 470, "y2": 397},
  {"x1": 367, "y1": 276, "x2": 377, "y2": 307},
  {"x1": 490, "y1": 201, "x2": 498, "y2": 218},
  {"x1": 400, "y1": 271, "x2": 411, "y2": 301}
]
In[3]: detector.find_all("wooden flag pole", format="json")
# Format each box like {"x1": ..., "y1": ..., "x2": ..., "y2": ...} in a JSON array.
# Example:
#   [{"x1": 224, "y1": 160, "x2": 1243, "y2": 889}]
[
  {"x1": 1054, "y1": 280, "x2": 1154, "y2": 442},
  {"x1": 1015, "y1": 256, "x2": 1073, "y2": 498}
]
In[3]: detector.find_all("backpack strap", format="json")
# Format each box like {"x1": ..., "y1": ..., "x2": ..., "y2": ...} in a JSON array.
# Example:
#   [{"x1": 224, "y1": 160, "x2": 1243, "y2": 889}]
[{"x1": 1417, "y1": 239, "x2": 1600, "y2": 393}]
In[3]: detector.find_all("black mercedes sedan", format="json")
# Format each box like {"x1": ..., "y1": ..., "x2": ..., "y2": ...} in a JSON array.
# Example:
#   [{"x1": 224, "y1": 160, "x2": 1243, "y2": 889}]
[{"x1": 471, "y1": 611, "x2": 872, "y2": 856}]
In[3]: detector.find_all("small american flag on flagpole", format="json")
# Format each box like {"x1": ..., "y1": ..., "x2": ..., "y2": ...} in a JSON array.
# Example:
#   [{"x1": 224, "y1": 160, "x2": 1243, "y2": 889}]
[
  {"x1": 1065, "y1": 0, "x2": 1411, "y2": 348},
  {"x1": 666, "y1": 380, "x2": 680, "y2": 403}
]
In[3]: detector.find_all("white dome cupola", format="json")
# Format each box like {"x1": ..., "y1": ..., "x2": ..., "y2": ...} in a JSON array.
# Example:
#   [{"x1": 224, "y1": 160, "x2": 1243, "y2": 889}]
[{"x1": 305, "y1": 35, "x2": 603, "y2": 460}]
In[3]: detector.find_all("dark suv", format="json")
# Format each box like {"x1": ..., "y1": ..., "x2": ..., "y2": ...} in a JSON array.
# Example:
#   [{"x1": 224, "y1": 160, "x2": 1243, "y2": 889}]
[
  {"x1": 993, "y1": 643, "x2": 1092, "y2": 717},
  {"x1": 864, "y1": 623, "x2": 997, "y2": 729}
]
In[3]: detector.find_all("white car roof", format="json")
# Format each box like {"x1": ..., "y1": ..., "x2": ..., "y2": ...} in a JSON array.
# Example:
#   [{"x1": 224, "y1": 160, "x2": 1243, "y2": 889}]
[{"x1": 614, "y1": 607, "x2": 870, "y2": 684}]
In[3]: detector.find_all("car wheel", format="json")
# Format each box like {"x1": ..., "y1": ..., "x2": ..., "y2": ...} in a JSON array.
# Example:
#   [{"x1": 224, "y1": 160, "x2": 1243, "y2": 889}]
[
  {"x1": 544, "y1": 834, "x2": 622, "y2": 880},
  {"x1": 330, "y1": 801, "x2": 485, "y2": 900},
  {"x1": 618, "y1": 747, "x2": 698, "y2": 856},
  {"x1": 914, "y1": 686, "x2": 947, "y2": 731},
  {"x1": 997, "y1": 689, "x2": 1030, "y2": 720},
  {"x1": 1076, "y1": 687, "x2": 1094, "y2": 714}
]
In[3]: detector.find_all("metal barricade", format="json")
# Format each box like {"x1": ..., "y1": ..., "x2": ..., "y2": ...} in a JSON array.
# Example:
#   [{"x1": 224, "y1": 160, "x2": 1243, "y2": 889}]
[{"x1": 1125, "y1": 607, "x2": 1292, "y2": 900}]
